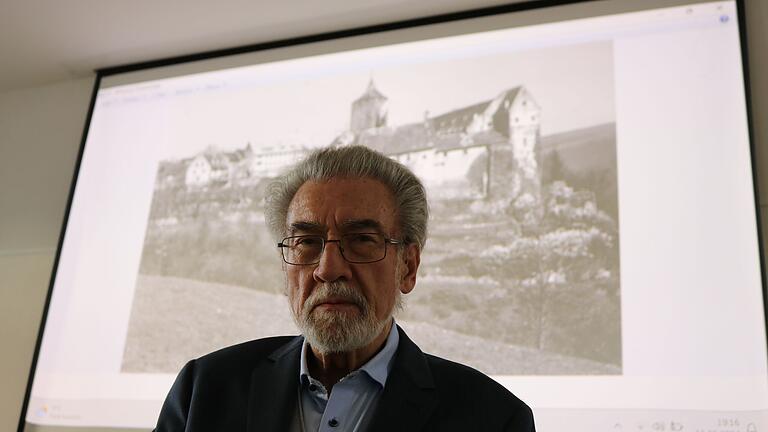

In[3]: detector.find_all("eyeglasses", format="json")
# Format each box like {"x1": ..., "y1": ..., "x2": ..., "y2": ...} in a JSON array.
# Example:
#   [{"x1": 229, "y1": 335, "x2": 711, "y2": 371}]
[{"x1": 278, "y1": 233, "x2": 402, "y2": 265}]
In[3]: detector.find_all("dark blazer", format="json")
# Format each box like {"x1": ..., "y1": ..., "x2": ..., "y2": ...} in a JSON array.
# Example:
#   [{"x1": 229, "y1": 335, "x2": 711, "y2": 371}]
[{"x1": 155, "y1": 326, "x2": 535, "y2": 431}]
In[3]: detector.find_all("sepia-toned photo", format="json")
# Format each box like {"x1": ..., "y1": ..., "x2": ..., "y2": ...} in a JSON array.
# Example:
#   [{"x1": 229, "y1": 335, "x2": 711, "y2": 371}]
[{"x1": 122, "y1": 40, "x2": 621, "y2": 376}]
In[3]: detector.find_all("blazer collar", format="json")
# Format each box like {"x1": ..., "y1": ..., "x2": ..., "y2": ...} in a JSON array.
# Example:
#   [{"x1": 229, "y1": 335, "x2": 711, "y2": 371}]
[
  {"x1": 367, "y1": 325, "x2": 438, "y2": 432},
  {"x1": 246, "y1": 336, "x2": 303, "y2": 432}
]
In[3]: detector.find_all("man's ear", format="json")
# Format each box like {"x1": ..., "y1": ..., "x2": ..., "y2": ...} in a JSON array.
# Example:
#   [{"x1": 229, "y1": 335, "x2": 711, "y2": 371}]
[{"x1": 399, "y1": 243, "x2": 421, "y2": 295}]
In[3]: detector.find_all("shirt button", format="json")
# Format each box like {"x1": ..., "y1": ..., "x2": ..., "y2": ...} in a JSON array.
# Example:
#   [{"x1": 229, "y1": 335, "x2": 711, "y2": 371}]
[{"x1": 328, "y1": 418, "x2": 339, "y2": 427}]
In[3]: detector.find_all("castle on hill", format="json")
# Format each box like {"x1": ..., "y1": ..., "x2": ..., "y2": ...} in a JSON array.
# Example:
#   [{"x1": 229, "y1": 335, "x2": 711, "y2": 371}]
[
  {"x1": 160, "y1": 80, "x2": 543, "y2": 207},
  {"x1": 332, "y1": 80, "x2": 542, "y2": 202}
]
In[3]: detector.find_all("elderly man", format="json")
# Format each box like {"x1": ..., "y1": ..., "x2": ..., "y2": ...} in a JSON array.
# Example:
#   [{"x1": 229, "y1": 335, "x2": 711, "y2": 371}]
[{"x1": 155, "y1": 145, "x2": 535, "y2": 431}]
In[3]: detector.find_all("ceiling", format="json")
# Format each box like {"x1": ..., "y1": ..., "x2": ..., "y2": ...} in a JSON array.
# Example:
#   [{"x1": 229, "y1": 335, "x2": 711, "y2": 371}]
[{"x1": 0, "y1": 0, "x2": 525, "y2": 94}]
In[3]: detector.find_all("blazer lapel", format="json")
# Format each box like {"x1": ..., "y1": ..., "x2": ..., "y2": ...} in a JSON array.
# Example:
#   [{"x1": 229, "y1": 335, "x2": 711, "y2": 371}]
[
  {"x1": 368, "y1": 326, "x2": 438, "y2": 432},
  {"x1": 246, "y1": 336, "x2": 303, "y2": 432}
]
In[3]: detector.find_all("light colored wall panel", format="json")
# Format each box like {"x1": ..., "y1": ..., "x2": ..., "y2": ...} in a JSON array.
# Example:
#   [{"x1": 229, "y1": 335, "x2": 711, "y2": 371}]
[
  {"x1": 762, "y1": 205, "x2": 768, "y2": 272},
  {"x1": 0, "y1": 252, "x2": 54, "y2": 431},
  {"x1": 0, "y1": 77, "x2": 93, "y2": 252},
  {"x1": 745, "y1": 0, "x2": 768, "y2": 205},
  {"x1": 0, "y1": 77, "x2": 93, "y2": 431}
]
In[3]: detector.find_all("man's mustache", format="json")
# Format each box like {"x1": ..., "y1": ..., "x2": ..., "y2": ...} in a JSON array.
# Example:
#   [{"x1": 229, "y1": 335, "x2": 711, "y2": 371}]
[{"x1": 303, "y1": 282, "x2": 367, "y2": 313}]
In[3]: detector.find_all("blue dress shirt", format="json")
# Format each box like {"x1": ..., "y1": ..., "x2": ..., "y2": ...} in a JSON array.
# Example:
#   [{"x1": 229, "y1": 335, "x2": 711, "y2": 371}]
[{"x1": 297, "y1": 322, "x2": 400, "y2": 432}]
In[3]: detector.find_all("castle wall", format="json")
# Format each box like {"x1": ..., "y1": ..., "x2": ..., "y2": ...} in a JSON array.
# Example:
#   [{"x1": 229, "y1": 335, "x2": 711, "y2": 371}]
[{"x1": 394, "y1": 146, "x2": 487, "y2": 199}]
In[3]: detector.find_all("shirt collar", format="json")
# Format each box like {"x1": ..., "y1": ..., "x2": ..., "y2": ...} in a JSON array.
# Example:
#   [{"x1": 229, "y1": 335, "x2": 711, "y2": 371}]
[{"x1": 299, "y1": 320, "x2": 400, "y2": 388}]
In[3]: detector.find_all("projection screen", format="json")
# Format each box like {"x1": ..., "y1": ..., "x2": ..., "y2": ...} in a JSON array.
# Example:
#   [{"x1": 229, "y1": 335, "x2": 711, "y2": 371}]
[{"x1": 19, "y1": 0, "x2": 768, "y2": 430}]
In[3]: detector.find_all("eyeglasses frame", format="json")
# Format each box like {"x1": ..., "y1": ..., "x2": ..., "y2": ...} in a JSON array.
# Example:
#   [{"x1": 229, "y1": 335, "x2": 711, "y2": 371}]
[{"x1": 277, "y1": 233, "x2": 403, "y2": 265}]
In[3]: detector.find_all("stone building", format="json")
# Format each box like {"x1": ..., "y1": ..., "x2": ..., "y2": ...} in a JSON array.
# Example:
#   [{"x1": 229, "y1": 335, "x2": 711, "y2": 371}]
[
  {"x1": 248, "y1": 144, "x2": 306, "y2": 178},
  {"x1": 185, "y1": 152, "x2": 230, "y2": 187},
  {"x1": 333, "y1": 81, "x2": 542, "y2": 203}
]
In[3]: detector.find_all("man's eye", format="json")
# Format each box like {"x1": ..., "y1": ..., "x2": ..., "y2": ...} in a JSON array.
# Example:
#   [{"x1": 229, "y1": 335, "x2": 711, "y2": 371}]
[
  {"x1": 348, "y1": 234, "x2": 378, "y2": 243},
  {"x1": 295, "y1": 237, "x2": 322, "y2": 246}
]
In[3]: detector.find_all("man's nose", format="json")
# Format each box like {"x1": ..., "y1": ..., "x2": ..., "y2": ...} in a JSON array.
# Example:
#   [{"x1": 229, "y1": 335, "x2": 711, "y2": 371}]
[{"x1": 313, "y1": 240, "x2": 352, "y2": 282}]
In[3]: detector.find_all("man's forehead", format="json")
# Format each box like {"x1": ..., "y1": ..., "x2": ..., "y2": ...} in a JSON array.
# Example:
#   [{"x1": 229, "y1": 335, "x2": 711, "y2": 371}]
[
  {"x1": 288, "y1": 218, "x2": 387, "y2": 234},
  {"x1": 286, "y1": 177, "x2": 398, "y2": 232}
]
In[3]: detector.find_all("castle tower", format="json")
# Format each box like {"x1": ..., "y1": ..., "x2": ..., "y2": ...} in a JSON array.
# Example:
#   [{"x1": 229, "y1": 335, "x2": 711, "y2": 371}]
[
  {"x1": 484, "y1": 87, "x2": 542, "y2": 217},
  {"x1": 506, "y1": 86, "x2": 541, "y2": 200},
  {"x1": 350, "y1": 80, "x2": 388, "y2": 133}
]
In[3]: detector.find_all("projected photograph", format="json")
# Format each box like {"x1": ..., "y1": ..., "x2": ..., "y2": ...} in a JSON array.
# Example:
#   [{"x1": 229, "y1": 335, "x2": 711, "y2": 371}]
[{"x1": 122, "y1": 40, "x2": 621, "y2": 375}]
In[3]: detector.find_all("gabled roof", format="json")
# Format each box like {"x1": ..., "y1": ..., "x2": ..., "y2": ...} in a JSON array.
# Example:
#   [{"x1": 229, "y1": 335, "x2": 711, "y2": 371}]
[
  {"x1": 199, "y1": 153, "x2": 230, "y2": 170},
  {"x1": 226, "y1": 148, "x2": 250, "y2": 163},
  {"x1": 431, "y1": 87, "x2": 521, "y2": 134},
  {"x1": 431, "y1": 100, "x2": 492, "y2": 134}
]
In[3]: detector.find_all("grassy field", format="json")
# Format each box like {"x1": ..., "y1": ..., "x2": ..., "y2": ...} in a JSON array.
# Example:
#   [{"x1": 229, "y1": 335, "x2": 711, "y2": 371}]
[
  {"x1": 122, "y1": 275, "x2": 297, "y2": 373},
  {"x1": 122, "y1": 275, "x2": 620, "y2": 375}
]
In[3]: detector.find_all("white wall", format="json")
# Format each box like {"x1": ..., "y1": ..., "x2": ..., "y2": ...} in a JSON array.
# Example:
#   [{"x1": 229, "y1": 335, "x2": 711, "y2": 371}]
[
  {"x1": 0, "y1": 77, "x2": 93, "y2": 430},
  {"x1": 747, "y1": 0, "x2": 768, "y2": 206},
  {"x1": 1, "y1": 1, "x2": 767, "y2": 431}
]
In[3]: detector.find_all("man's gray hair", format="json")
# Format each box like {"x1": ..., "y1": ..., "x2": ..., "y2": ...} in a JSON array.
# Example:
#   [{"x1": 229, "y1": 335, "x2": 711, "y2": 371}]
[{"x1": 264, "y1": 145, "x2": 429, "y2": 250}]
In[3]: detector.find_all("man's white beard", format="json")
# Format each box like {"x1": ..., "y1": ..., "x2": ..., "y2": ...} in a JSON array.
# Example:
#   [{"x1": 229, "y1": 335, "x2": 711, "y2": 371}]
[{"x1": 291, "y1": 280, "x2": 401, "y2": 355}]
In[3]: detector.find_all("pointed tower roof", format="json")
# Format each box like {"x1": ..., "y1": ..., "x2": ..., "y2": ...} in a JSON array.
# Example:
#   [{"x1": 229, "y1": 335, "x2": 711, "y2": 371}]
[{"x1": 354, "y1": 79, "x2": 387, "y2": 104}]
